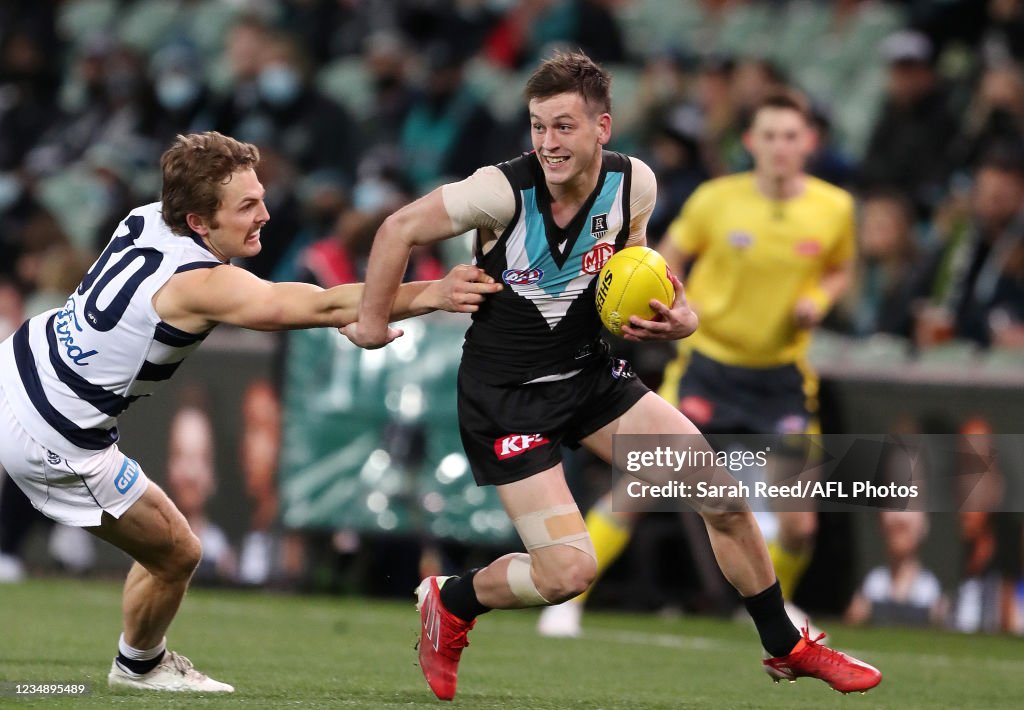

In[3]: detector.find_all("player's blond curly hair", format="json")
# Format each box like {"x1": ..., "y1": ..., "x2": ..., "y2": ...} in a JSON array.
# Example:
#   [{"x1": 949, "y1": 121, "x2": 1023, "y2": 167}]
[{"x1": 160, "y1": 132, "x2": 260, "y2": 237}]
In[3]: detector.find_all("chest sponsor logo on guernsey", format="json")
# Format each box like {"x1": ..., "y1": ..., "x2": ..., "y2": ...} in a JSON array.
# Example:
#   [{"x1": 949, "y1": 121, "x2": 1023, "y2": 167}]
[
  {"x1": 795, "y1": 238, "x2": 822, "y2": 257},
  {"x1": 494, "y1": 434, "x2": 550, "y2": 460},
  {"x1": 502, "y1": 268, "x2": 543, "y2": 286},
  {"x1": 583, "y1": 243, "x2": 614, "y2": 274},
  {"x1": 728, "y1": 230, "x2": 754, "y2": 250},
  {"x1": 591, "y1": 213, "x2": 609, "y2": 239},
  {"x1": 114, "y1": 457, "x2": 141, "y2": 494},
  {"x1": 54, "y1": 297, "x2": 98, "y2": 366}
]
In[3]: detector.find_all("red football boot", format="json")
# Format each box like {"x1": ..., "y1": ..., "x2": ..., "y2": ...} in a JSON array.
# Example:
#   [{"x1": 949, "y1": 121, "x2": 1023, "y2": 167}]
[
  {"x1": 415, "y1": 576, "x2": 476, "y2": 701},
  {"x1": 763, "y1": 625, "x2": 882, "y2": 694}
]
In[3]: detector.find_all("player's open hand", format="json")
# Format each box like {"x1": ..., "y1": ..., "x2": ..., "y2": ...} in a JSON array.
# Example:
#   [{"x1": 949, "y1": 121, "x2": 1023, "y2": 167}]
[
  {"x1": 621, "y1": 271, "x2": 699, "y2": 342},
  {"x1": 434, "y1": 264, "x2": 503, "y2": 313},
  {"x1": 340, "y1": 320, "x2": 404, "y2": 349}
]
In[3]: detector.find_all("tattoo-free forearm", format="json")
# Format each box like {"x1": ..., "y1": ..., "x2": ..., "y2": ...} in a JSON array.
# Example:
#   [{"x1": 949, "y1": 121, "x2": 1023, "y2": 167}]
[{"x1": 356, "y1": 217, "x2": 414, "y2": 328}]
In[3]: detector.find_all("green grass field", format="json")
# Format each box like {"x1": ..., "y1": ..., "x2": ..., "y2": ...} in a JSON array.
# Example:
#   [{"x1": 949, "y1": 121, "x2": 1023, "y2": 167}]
[{"x1": 1, "y1": 579, "x2": 1022, "y2": 708}]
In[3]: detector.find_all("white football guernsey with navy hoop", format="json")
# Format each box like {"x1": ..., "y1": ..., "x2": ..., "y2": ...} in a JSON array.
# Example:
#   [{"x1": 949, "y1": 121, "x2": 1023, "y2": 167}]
[{"x1": 0, "y1": 201, "x2": 223, "y2": 525}]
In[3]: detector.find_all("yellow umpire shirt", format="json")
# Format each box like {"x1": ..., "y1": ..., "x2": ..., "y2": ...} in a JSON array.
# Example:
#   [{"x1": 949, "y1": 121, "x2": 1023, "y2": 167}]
[{"x1": 662, "y1": 172, "x2": 855, "y2": 377}]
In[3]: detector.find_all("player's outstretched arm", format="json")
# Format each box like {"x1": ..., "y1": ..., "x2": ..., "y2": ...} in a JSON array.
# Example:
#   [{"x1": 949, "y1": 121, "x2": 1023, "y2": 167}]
[
  {"x1": 156, "y1": 265, "x2": 337, "y2": 332},
  {"x1": 156, "y1": 261, "x2": 499, "y2": 333},
  {"x1": 367, "y1": 264, "x2": 501, "y2": 321},
  {"x1": 348, "y1": 189, "x2": 462, "y2": 349}
]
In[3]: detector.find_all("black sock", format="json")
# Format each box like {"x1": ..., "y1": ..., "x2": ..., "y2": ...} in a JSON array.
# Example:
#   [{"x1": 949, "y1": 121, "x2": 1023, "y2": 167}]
[
  {"x1": 116, "y1": 650, "x2": 165, "y2": 676},
  {"x1": 743, "y1": 580, "x2": 801, "y2": 657},
  {"x1": 439, "y1": 569, "x2": 491, "y2": 622}
]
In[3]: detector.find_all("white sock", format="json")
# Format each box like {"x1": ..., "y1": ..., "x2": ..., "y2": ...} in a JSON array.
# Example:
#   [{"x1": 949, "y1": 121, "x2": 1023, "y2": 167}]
[{"x1": 116, "y1": 634, "x2": 166, "y2": 675}]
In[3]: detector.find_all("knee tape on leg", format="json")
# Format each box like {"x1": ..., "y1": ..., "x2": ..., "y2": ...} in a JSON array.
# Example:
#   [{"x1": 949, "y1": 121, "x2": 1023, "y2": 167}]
[
  {"x1": 506, "y1": 552, "x2": 549, "y2": 606},
  {"x1": 511, "y1": 504, "x2": 596, "y2": 562}
]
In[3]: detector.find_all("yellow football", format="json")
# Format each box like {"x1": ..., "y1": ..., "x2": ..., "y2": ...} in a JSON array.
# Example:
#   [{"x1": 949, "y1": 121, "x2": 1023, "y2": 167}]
[{"x1": 595, "y1": 246, "x2": 675, "y2": 336}]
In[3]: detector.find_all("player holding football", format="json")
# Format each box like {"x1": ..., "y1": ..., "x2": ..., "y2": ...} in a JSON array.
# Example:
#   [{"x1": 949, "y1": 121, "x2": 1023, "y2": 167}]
[
  {"x1": 541, "y1": 90, "x2": 855, "y2": 639},
  {"x1": 347, "y1": 52, "x2": 880, "y2": 700},
  {"x1": 0, "y1": 131, "x2": 500, "y2": 692}
]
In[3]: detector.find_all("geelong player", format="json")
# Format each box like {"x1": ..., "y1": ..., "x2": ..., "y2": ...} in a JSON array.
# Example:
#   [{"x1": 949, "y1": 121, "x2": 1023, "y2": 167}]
[
  {"x1": 347, "y1": 52, "x2": 881, "y2": 700},
  {"x1": 0, "y1": 132, "x2": 500, "y2": 692}
]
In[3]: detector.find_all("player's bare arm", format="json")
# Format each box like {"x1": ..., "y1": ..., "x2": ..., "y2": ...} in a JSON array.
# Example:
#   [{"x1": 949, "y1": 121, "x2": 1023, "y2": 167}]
[
  {"x1": 347, "y1": 190, "x2": 465, "y2": 348},
  {"x1": 351, "y1": 168, "x2": 512, "y2": 349},
  {"x1": 154, "y1": 260, "x2": 499, "y2": 334}
]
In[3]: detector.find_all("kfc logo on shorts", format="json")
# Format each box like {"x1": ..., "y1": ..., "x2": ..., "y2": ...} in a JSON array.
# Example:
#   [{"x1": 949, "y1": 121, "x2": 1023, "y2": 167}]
[
  {"x1": 494, "y1": 434, "x2": 550, "y2": 460},
  {"x1": 583, "y1": 243, "x2": 614, "y2": 274},
  {"x1": 114, "y1": 457, "x2": 141, "y2": 494},
  {"x1": 502, "y1": 268, "x2": 544, "y2": 286}
]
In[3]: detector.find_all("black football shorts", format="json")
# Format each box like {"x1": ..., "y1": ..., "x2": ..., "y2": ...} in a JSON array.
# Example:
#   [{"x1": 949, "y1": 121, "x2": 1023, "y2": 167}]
[
  {"x1": 672, "y1": 350, "x2": 815, "y2": 437},
  {"x1": 458, "y1": 355, "x2": 649, "y2": 486}
]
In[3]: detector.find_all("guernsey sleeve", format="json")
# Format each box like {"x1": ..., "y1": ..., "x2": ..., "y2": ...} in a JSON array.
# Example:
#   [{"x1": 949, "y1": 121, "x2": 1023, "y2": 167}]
[
  {"x1": 440, "y1": 166, "x2": 517, "y2": 235},
  {"x1": 626, "y1": 156, "x2": 657, "y2": 247}
]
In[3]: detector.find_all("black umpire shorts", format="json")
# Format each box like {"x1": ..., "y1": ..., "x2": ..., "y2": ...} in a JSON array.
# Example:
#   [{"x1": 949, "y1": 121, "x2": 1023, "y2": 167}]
[
  {"x1": 672, "y1": 350, "x2": 814, "y2": 436},
  {"x1": 458, "y1": 355, "x2": 649, "y2": 486}
]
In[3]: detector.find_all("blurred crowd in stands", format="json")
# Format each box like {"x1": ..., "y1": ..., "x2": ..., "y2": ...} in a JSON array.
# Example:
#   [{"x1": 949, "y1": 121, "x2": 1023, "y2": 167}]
[{"x1": 1, "y1": 0, "x2": 1023, "y2": 631}]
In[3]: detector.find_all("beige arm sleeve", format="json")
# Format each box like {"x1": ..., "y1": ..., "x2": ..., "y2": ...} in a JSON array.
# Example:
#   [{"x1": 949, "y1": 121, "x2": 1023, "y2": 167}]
[
  {"x1": 626, "y1": 157, "x2": 657, "y2": 247},
  {"x1": 440, "y1": 165, "x2": 516, "y2": 235}
]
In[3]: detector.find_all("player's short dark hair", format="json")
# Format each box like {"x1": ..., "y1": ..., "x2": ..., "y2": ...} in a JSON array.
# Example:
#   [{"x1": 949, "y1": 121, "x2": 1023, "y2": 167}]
[
  {"x1": 524, "y1": 50, "x2": 611, "y2": 115},
  {"x1": 160, "y1": 132, "x2": 260, "y2": 237},
  {"x1": 750, "y1": 89, "x2": 812, "y2": 124}
]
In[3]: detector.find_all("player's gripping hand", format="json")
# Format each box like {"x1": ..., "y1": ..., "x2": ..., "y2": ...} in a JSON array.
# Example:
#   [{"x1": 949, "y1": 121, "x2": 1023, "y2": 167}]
[
  {"x1": 621, "y1": 271, "x2": 699, "y2": 342},
  {"x1": 432, "y1": 264, "x2": 503, "y2": 314},
  {"x1": 341, "y1": 320, "x2": 404, "y2": 349},
  {"x1": 341, "y1": 265, "x2": 502, "y2": 349}
]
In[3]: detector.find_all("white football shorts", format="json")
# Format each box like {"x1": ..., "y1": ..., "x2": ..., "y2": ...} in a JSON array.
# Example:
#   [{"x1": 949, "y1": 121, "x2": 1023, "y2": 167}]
[{"x1": 0, "y1": 392, "x2": 149, "y2": 527}]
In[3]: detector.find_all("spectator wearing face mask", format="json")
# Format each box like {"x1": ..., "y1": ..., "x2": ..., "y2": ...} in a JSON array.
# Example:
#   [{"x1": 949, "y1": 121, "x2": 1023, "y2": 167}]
[
  {"x1": 217, "y1": 29, "x2": 360, "y2": 177},
  {"x1": 146, "y1": 43, "x2": 215, "y2": 148}
]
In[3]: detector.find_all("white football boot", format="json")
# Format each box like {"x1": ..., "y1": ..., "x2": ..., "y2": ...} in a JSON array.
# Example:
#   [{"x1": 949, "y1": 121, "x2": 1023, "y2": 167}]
[{"x1": 108, "y1": 651, "x2": 234, "y2": 692}]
